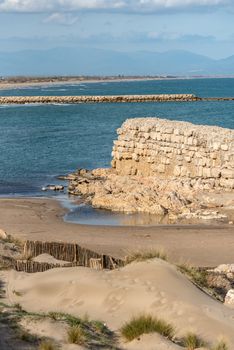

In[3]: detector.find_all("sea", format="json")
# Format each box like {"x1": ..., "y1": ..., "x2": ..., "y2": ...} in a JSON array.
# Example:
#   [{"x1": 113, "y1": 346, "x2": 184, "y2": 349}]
[{"x1": 0, "y1": 78, "x2": 233, "y2": 225}]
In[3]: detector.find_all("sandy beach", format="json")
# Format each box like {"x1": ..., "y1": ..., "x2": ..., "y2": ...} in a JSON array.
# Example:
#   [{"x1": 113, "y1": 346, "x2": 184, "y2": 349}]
[
  {"x1": 0, "y1": 77, "x2": 171, "y2": 91},
  {"x1": 0, "y1": 197, "x2": 234, "y2": 267},
  {"x1": 0, "y1": 76, "x2": 227, "y2": 91}
]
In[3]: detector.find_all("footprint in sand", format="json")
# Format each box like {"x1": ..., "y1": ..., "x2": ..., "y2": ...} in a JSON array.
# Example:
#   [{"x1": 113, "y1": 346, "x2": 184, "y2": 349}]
[
  {"x1": 151, "y1": 298, "x2": 160, "y2": 307},
  {"x1": 129, "y1": 278, "x2": 141, "y2": 285},
  {"x1": 104, "y1": 291, "x2": 125, "y2": 313},
  {"x1": 188, "y1": 317, "x2": 195, "y2": 323},
  {"x1": 151, "y1": 296, "x2": 168, "y2": 308},
  {"x1": 161, "y1": 298, "x2": 167, "y2": 304},
  {"x1": 145, "y1": 285, "x2": 156, "y2": 292},
  {"x1": 72, "y1": 300, "x2": 84, "y2": 307}
]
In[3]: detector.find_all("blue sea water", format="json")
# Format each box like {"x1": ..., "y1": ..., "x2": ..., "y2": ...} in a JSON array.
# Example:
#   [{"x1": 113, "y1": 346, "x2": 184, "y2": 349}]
[{"x1": 0, "y1": 78, "x2": 234, "y2": 197}]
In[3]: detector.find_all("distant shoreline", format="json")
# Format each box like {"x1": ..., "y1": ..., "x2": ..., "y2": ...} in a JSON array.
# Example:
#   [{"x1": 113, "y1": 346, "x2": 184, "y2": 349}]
[{"x1": 0, "y1": 75, "x2": 234, "y2": 90}]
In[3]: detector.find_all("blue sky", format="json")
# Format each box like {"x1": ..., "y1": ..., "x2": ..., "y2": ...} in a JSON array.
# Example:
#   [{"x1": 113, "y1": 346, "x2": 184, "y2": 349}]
[{"x1": 0, "y1": 0, "x2": 233, "y2": 58}]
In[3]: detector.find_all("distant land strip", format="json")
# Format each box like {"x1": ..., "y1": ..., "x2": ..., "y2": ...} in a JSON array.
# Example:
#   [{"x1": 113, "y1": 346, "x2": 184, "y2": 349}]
[{"x1": 0, "y1": 94, "x2": 234, "y2": 105}]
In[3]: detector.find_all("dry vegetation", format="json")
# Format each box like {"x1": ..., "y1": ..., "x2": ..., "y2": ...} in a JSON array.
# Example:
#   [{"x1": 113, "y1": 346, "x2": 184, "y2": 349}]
[
  {"x1": 38, "y1": 340, "x2": 58, "y2": 350},
  {"x1": 181, "y1": 332, "x2": 206, "y2": 349},
  {"x1": 125, "y1": 249, "x2": 167, "y2": 264},
  {"x1": 67, "y1": 325, "x2": 86, "y2": 345}
]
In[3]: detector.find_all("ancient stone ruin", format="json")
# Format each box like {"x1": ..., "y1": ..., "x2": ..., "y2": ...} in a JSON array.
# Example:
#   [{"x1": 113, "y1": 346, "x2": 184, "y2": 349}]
[
  {"x1": 68, "y1": 118, "x2": 234, "y2": 222},
  {"x1": 112, "y1": 118, "x2": 234, "y2": 189}
]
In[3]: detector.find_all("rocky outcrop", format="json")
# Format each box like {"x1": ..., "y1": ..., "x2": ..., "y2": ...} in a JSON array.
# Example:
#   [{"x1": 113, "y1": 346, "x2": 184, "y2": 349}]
[
  {"x1": 225, "y1": 289, "x2": 234, "y2": 307},
  {"x1": 68, "y1": 118, "x2": 234, "y2": 221}
]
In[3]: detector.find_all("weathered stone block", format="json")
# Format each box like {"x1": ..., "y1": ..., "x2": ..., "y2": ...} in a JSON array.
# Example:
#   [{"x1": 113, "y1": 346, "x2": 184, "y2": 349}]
[{"x1": 222, "y1": 168, "x2": 234, "y2": 179}]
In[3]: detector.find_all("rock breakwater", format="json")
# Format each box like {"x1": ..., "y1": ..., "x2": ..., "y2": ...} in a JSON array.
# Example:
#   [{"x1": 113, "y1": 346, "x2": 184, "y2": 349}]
[
  {"x1": 0, "y1": 94, "x2": 198, "y2": 104},
  {"x1": 1, "y1": 95, "x2": 234, "y2": 105},
  {"x1": 68, "y1": 118, "x2": 234, "y2": 222}
]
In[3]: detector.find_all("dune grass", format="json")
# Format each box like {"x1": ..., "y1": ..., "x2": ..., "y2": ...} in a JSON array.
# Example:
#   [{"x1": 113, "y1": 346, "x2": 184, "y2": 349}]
[
  {"x1": 48, "y1": 311, "x2": 81, "y2": 326},
  {"x1": 178, "y1": 263, "x2": 208, "y2": 288},
  {"x1": 67, "y1": 325, "x2": 87, "y2": 345},
  {"x1": 181, "y1": 332, "x2": 206, "y2": 349},
  {"x1": 38, "y1": 340, "x2": 58, "y2": 350},
  {"x1": 120, "y1": 314, "x2": 175, "y2": 342},
  {"x1": 125, "y1": 249, "x2": 167, "y2": 264},
  {"x1": 212, "y1": 340, "x2": 228, "y2": 350}
]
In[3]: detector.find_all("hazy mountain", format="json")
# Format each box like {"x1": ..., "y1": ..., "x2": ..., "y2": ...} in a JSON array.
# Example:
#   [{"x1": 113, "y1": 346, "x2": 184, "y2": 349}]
[{"x1": 0, "y1": 47, "x2": 233, "y2": 76}]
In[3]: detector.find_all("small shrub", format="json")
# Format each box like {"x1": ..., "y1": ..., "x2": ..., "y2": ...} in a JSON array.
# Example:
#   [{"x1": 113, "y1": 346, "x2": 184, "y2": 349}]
[
  {"x1": 212, "y1": 340, "x2": 228, "y2": 350},
  {"x1": 126, "y1": 249, "x2": 167, "y2": 264},
  {"x1": 182, "y1": 332, "x2": 206, "y2": 349},
  {"x1": 39, "y1": 340, "x2": 57, "y2": 350},
  {"x1": 120, "y1": 314, "x2": 174, "y2": 342},
  {"x1": 67, "y1": 325, "x2": 86, "y2": 345}
]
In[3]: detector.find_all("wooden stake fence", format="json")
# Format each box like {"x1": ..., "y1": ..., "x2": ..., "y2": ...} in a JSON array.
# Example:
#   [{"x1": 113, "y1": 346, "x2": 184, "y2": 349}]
[{"x1": 10, "y1": 240, "x2": 126, "y2": 273}]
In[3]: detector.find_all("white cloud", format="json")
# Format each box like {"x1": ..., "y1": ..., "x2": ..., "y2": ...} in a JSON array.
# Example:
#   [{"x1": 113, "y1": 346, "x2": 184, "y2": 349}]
[
  {"x1": 44, "y1": 12, "x2": 78, "y2": 25},
  {"x1": 0, "y1": 0, "x2": 126, "y2": 12},
  {"x1": 0, "y1": 0, "x2": 231, "y2": 13},
  {"x1": 138, "y1": 0, "x2": 228, "y2": 7}
]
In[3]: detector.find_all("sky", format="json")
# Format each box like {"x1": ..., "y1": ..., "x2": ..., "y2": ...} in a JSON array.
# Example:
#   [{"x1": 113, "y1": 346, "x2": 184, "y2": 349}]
[{"x1": 0, "y1": 0, "x2": 234, "y2": 59}]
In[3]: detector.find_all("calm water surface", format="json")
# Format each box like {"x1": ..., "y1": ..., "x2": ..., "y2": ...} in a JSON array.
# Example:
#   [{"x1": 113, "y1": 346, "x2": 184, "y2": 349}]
[{"x1": 0, "y1": 78, "x2": 233, "y2": 200}]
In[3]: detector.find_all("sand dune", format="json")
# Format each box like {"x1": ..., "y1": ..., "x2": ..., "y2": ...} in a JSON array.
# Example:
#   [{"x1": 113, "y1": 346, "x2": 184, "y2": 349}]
[
  {"x1": 6, "y1": 258, "x2": 234, "y2": 349},
  {"x1": 123, "y1": 333, "x2": 183, "y2": 349}
]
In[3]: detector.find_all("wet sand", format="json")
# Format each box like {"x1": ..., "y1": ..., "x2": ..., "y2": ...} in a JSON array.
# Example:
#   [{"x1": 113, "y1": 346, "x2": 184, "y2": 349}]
[{"x1": 0, "y1": 197, "x2": 234, "y2": 267}]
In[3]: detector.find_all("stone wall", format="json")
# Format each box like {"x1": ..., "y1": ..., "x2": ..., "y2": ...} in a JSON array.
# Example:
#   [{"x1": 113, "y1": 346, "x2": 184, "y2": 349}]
[{"x1": 112, "y1": 118, "x2": 234, "y2": 189}]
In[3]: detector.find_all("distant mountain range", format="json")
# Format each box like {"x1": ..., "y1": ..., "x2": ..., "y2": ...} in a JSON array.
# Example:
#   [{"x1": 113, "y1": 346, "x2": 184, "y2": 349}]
[{"x1": 0, "y1": 47, "x2": 234, "y2": 76}]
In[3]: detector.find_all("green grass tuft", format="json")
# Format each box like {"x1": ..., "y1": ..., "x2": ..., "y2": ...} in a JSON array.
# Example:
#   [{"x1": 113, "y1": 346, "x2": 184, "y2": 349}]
[
  {"x1": 120, "y1": 314, "x2": 174, "y2": 342},
  {"x1": 91, "y1": 320, "x2": 107, "y2": 333},
  {"x1": 48, "y1": 311, "x2": 81, "y2": 326},
  {"x1": 182, "y1": 332, "x2": 206, "y2": 349},
  {"x1": 178, "y1": 264, "x2": 208, "y2": 288},
  {"x1": 67, "y1": 325, "x2": 87, "y2": 345}
]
